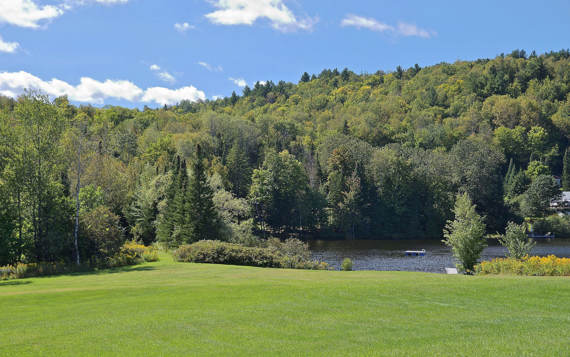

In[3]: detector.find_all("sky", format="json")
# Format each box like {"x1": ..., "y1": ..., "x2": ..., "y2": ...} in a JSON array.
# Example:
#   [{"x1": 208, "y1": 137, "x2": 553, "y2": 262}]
[{"x1": 0, "y1": 0, "x2": 569, "y2": 108}]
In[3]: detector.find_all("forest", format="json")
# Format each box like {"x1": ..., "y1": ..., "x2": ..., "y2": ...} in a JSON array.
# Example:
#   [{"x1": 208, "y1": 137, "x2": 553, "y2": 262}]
[{"x1": 0, "y1": 49, "x2": 569, "y2": 266}]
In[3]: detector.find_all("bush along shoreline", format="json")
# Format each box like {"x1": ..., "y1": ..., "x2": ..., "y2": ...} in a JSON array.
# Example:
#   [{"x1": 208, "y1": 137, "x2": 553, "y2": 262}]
[
  {"x1": 0, "y1": 241, "x2": 159, "y2": 280},
  {"x1": 475, "y1": 255, "x2": 570, "y2": 276},
  {"x1": 173, "y1": 239, "x2": 329, "y2": 270}
]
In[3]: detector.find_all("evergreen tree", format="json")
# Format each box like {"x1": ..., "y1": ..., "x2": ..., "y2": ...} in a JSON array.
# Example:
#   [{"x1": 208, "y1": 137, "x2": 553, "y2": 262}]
[
  {"x1": 563, "y1": 147, "x2": 570, "y2": 190},
  {"x1": 300, "y1": 72, "x2": 310, "y2": 83},
  {"x1": 227, "y1": 144, "x2": 251, "y2": 198},
  {"x1": 185, "y1": 145, "x2": 221, "y2": 242},
  {"x1": 503, "y1": 158, "x2": 515, "y2": 194},
  {"x1": 157, "y1": 157, "x2": 187, "y2": 245}
]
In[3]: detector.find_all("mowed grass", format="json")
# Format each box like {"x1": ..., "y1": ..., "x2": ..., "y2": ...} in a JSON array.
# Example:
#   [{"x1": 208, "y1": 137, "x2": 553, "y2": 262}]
[{"x1": 1, "y1": 254, "x2": 569, "y2": 356}]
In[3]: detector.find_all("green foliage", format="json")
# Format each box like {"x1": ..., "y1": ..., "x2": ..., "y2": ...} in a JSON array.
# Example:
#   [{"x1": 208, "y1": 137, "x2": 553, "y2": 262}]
[
  {"x1": 443, "y1": 193, "x2": 487, "y2": 273},
  {"x1": 503, "y1": 159, "x2": 529, "y2": 200},
  {"x1": 563, "y1": 147, "x2": 570, "y2": 190},
  {"x1": 533, "y1": 214, "x2": 570, "y2": 237},
  {"x1": 525, "y1": 160, "x2": 550, "y2": 180},
  {"x1": 1, "y1": 51, "x2": 570, "y2": 263},
  {"x1": 106, "y1": 241, "x2": 159, "y2": 267},
  {"x1": 78, "y1": 184, "x2": 105, "y2": 214},
  {"x1": 185, "y1": 147, "x2": 222, "y2": 242},
  {"x1": 79, "y1": 205, "x2": 124, "y2": 262},
  {"x1": 521, "y1": 175, "x2": 561, "y2": 218},
  {"x1": 341, "y1": 258, "x2": 353, "y2": 271},
  {"x1": 498, "y1": 222, "x2": 535, "y2": 259},
  {"x1": 248, "y1": 150, "x2": 313, "y2": 233},
  {"x1": 265, "y1": 237, "x2": 311, "y2": 261},
  {"x1": 173, "y1": 240, "x2": 328, "y2": 270}
]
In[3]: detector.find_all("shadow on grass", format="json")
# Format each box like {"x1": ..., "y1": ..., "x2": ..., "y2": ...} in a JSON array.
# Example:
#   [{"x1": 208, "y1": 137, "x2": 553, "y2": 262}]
[
  {"x1": 66, "y1": 265, "x2": 157, "y2": 278},
  {"x1": 0, "y1": 280, "x2": 32, "y2": 287}
]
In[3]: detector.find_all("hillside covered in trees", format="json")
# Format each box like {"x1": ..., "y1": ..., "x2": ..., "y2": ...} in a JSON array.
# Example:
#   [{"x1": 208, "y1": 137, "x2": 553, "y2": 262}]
[{"x1": 1, "y1": 49, "x2": 569, "y2": 265}]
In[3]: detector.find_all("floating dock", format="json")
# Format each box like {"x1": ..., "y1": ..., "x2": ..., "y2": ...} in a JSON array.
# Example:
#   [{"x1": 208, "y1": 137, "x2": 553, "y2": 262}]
[{"x1": 405, "y1": 249, "x2": 426, "y2": 256}]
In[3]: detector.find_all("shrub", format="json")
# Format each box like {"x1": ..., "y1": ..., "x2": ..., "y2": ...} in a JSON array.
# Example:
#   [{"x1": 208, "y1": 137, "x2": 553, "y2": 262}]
[
  {"x1": 80, "y1": 205, "x2": 124, "y2": 262},
  {"x1": 265, "y1": 237, "x2": 311, "y2": 261},
  {"x1": 498, "y1": 221, "x2": 535, "y2": 259},
  {"x1": 173, "y1": 240, "x2": 328, "y2": 270},
  {"x1": 0, "y1": 262, "x2": 75, "y2": 280},
  {"x1": 475, "y1": 255, "x2": 570, "y2": 276},
  {"x1": 1, "y1": 242, "x2": 159, "y2": 280},
  {"x1": 107, "y1": 241, "x2": 159, "y2": 267},
  {"x1": 341, "y1": 258, "x2": 353, "y2": 271},
  {"x1": 173, "y1": 240, "x2": 282, "y2": 267}
]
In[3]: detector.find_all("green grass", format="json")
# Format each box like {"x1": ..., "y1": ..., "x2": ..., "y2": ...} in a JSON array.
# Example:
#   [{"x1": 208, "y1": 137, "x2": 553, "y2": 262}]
[{"x1": 1, "y1": 253, "x2": 569, "y2": 356}]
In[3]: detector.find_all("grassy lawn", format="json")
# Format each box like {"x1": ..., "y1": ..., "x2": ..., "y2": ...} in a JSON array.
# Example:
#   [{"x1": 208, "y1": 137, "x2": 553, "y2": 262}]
[{"x1": 1, "y1": 253, "x2": 569, "y2": 356}]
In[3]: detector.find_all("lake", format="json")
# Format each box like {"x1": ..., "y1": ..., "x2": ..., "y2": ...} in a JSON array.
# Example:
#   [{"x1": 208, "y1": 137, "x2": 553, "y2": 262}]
[{"x1": 309, "y1": 238, "x2": 570, "y2": 273}]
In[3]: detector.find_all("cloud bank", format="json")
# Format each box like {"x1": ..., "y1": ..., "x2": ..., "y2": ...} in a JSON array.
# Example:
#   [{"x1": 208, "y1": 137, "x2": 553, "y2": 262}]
[{"x1": 0, "y1": 71, "x2": 205, "y2": 106}]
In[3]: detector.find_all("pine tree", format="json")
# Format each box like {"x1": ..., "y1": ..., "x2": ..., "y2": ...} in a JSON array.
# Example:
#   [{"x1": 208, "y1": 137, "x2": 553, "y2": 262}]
[
  {"x1": 185, "y1": 145, "x2": 221, "y2": 242},
  {"x1": 300, "y1": 72, "x2": 310, "y2": 83},
  {"x1": 157, "y1": 156, "x2": 187, "y2": 245},
  {"x1": 563, "y1": 147, "x2": 570, "y2": 190},
  {"x1": 227, "y1": 144, "x2": 251, "y2": 198},
  {"x1": 503, "y1": 158, "x2": 515, "y2": 198}
]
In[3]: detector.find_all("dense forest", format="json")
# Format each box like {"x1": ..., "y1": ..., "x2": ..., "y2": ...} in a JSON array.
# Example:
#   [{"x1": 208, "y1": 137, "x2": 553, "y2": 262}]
[{"x1": 1, "y1": 49, "x2": 569, "y2": 266}]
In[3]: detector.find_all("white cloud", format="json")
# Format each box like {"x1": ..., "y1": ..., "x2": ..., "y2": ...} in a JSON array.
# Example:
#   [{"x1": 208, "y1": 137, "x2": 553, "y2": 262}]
[
  {"x1": 198, "y1": 61, "x2": 223, "y2": 72},
  {"x1": 149, "y1": 64, "x2": 176, "y2": 83},
  {"x1": 205, "y1": 0, "x2": 317, "y2": 32},
  {"x1": 0, "y1": 0, "x2": 129, "y2": 29},
  {"x1": 142, "y1": 86, "x2": 206, "y2": 105},
  {"x1": 0, "y1": 71, "x2": 205, "y2": 105},
  {"x1": 397, "y1": 22, "x2": 435, "y2": 39},
  {"x1": 341, "y1": 14, "x2": 393, "y2": 33},
  {"x1": 157, "y1": 71, "x2": 176, "y2": 84},
  {"x1": 0, "y1": 0, "x2": 64, "y2": 29},
  {"x1": 229, "y1": 77, "x2": 247, "y2": 87},
  {"x1": 174, "y1": 22, "x2": 194, "y2": 32},
  {"x1": 341, "y1": 14, "x2": 435, "y2": 39},
  {"x1": 0, "y1": 36, "x2": 20, "y2": 53},
  {"x1": 0, "y1": 89, "x2": 17, "y2": 98}
]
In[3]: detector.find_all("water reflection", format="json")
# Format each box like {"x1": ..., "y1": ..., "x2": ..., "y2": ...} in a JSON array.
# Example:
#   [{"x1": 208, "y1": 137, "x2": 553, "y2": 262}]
[{"x1": 309, "y1": 239, "x2": 570, "y2": 273}]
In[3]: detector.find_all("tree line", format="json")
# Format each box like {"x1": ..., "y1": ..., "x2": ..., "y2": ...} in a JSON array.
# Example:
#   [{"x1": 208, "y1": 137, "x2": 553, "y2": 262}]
[{"x1": 0, "y1": 49, "x2": 569, "y2": 265}]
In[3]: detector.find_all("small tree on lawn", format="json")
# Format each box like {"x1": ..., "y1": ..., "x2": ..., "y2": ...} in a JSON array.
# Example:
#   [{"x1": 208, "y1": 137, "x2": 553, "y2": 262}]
[
  {"x1": 443, "y1": 192, "x2": 487, "y2": 273},
  {"x1": 498, "y1": 221, "x2": 535, "y2": 259}
]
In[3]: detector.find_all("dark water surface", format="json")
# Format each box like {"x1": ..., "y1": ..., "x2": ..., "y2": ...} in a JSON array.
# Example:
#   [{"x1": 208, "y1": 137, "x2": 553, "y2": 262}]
[{"x1": 309, "y1": 239, "x2": 570, "y2": 273}]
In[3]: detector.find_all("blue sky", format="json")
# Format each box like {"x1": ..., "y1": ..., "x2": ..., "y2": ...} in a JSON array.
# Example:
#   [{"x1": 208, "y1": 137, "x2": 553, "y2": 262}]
[{"x1": 0, "y1": 0, "x2": 569, "y2": 107}]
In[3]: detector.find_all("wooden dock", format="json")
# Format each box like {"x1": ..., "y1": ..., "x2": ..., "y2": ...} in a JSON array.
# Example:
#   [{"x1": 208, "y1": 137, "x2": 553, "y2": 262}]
[{"x1": 405, "y1": 249, "x2": 426, "y2": 256}]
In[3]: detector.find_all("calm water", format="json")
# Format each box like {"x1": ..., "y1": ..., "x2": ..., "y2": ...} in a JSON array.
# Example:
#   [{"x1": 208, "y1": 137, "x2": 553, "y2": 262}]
[{"x1": 309, "y1": 239, "x2": 570, "y2": 273}]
